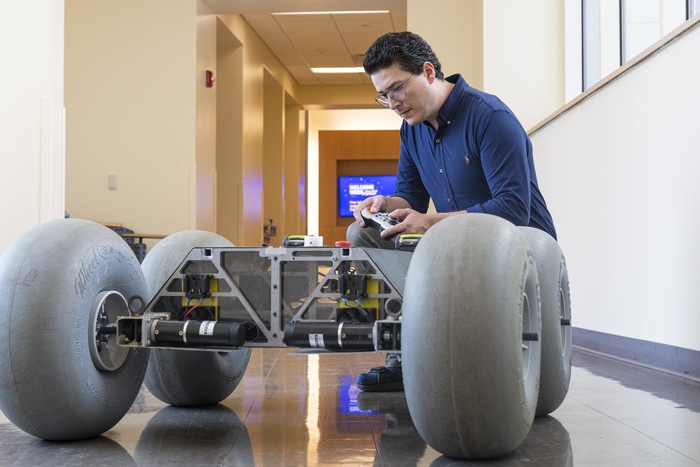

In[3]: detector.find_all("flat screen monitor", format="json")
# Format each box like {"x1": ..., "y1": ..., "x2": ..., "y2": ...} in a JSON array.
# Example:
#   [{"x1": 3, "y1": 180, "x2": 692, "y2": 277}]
[{"x1": 338, "y1": 174, "x2": 396, "y2": 217}]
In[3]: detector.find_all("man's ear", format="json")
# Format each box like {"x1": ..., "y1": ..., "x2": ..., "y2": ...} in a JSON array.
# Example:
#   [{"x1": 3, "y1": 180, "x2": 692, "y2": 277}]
[{"x1": 423, "y1": 62, "x2": 437, "y2": 83}]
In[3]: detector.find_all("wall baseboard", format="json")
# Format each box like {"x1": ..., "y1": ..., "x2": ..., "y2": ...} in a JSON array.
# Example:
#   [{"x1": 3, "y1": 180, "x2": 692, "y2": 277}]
[{"x1": 573, "y1": 327, "x2": 700, "y2": 382}]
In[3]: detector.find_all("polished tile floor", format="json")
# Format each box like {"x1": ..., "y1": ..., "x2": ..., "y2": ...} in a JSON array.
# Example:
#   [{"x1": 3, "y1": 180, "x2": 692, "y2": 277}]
[{"x1": 1, "y1": 348, "x2": 699, "y2": 466}]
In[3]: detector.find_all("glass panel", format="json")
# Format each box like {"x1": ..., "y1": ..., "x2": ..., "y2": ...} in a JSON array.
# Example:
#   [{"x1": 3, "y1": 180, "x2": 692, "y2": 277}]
[
  {"x1": 622, "y1": 0, "x2": 661, "y2": 62},
  {"x1": 582, "y1": 0, "x2": 601, "y2": 90},
  {"x1": 691, "y1": 0, "x2": 700, "y2": 17}
]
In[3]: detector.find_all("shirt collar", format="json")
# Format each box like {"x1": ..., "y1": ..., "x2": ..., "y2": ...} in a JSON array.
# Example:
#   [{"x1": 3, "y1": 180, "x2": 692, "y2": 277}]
[
  {"x1": 421, "y1": 74, "x2": 467, "y2": 131},
  {"x1": 438, "y1": 74, "x2": 467, "y2": 126}
]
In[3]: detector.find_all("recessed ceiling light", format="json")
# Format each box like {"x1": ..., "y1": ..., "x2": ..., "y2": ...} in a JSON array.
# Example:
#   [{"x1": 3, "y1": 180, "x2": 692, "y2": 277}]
[{"x1": 311, "y1": 67, "x2": 365, "y2": 74}]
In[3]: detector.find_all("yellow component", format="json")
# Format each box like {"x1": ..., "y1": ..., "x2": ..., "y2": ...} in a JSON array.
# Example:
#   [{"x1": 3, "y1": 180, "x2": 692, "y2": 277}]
[
  {"x1": 339, "y1": 278, "x2": 379, "y2": 319},
  {"x1": 181, "y1": 278, "x2": 219, "y2": 320}
]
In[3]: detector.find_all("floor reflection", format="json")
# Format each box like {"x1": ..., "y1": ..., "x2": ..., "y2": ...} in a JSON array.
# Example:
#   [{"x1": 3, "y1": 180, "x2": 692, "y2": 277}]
[
  {"x1": 0, "y1": 348, "x2": 698, "y2": 465},
  {"x1": 573, "y1": 350, "x2": 700, "y2": 413},
  {"x1": 356, "y1": 390, "x2": 573, "y2": 466},
  {"x1": 133, "y1": 405, "x2": 253, "y2": 465},
  {"x1": 7, "y1": 436, "x2": 135, "y2": 467}
]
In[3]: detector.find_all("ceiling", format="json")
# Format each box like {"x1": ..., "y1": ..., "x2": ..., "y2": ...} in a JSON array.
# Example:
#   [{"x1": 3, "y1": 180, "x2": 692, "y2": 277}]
[{"x1": 201, "y1": 0, "x2": 407, "y2": 85}]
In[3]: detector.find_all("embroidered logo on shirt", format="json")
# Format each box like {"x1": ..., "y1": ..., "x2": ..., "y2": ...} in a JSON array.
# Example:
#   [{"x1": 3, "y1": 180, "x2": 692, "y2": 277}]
[{"x1": 465, "y1": 154, "x2": 470, "y2": 165}]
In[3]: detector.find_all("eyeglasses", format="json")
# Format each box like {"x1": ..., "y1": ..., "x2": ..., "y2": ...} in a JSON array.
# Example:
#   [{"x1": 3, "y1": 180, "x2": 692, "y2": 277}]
[{"x1": 375, "y1": 74, "x2": 413, "y2": 107}]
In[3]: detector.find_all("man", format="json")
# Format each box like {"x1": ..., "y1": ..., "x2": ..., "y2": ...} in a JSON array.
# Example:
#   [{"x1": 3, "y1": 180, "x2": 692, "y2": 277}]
[{"x1": 350, "y1": 32, "x2": 556, "y2": 391}]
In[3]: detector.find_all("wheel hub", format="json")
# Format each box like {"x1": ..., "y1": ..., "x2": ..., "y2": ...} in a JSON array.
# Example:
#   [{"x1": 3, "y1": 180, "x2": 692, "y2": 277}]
[
  {"x1": 89, "y1": 291, "x2": 130, "y2": 371},
  {"x1": 521, "y1": 270, "x2": 541, "y2": 408}
]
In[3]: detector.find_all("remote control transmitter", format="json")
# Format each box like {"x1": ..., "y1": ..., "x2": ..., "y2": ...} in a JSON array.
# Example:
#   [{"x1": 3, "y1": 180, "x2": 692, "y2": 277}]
[{"x1": 361, "y1": 208, "x2": 401, "y2": 239}]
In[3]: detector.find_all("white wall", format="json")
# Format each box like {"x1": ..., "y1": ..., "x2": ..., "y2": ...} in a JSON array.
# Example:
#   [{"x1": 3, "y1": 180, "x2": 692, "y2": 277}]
[
  {"x1": 0, "y1": 0, "x2": 65, "y2": 254},
  {"x1": 483, "y1": 0, "x2": 565, "y2": 129},
  {"x1": 408, "y1": 0, "x2": 566, "y2": 139},
  {"x1": 306, "y1": 109, "x2": 402, "y2": 235},
  {"x1": 531, "y1": 23, "x2": 700, "y2": 351}
]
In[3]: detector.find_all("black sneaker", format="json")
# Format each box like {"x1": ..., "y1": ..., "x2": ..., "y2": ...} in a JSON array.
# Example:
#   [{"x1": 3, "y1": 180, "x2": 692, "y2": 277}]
[{"x1": 357, "y1": 366, "x2": 403, "y2": 392}]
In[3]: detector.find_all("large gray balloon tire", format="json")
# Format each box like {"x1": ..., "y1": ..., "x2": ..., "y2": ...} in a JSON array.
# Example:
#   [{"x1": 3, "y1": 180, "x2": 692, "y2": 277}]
[
  {"x1": 0, "y1": 219, "x2": 149, "y2": 440},
  {"x1": 141, "y1": 230, "x2": 251, "y2": 406},
  {"x1": 402, "y1": 214, "x2": 542, "y2": 459},
  {"x1": 519, "y1": 227, "x2": 572, "y2": 416}
]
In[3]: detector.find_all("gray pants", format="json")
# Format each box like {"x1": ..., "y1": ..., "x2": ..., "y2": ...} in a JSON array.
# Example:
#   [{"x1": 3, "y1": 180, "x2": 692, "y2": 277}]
[
  {"x1": 346, "y1": 221, "x2": 396, "y2": 249},
  {"x1": 347, "y1": 221, "x2": 403, "y2": 369}
]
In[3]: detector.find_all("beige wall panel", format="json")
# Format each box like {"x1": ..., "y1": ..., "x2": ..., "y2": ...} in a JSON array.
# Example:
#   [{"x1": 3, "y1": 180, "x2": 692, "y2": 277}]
[{"x1": 65, "y1": 0, "x2": 197, "y2": 242}]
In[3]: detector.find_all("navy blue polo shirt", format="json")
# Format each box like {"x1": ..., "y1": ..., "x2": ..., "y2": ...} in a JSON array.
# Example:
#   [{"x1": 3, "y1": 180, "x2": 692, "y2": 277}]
[{"x1": 394, "y1": 74, "x2": 557, "y2": 239}]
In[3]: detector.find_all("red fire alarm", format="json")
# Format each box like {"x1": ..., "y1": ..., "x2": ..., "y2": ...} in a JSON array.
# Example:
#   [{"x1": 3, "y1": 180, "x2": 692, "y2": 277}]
[{"x1": 205, "y1": 70, "x2": 215, "y2": 88}]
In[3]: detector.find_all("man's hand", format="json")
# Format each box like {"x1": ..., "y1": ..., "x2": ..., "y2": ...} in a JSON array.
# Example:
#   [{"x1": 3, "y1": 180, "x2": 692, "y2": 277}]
[
  {"x1": 380, "y1": 209, "x2": 467, "y2": 238},
  {"x1": 353, "y1": 196, "x2": 411, "y2": 226},
  {"x1": 380, "y1": 209, "x2": 425, "y2": 238}
]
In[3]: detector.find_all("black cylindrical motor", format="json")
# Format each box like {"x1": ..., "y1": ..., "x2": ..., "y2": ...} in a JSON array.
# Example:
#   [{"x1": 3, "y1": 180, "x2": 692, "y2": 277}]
[
  {"x1": 150, "y1": 319, "x2": 248, "y2": 348},
  {"x1": 283, "y1": 321, "x2": 375, "y2": 351}
]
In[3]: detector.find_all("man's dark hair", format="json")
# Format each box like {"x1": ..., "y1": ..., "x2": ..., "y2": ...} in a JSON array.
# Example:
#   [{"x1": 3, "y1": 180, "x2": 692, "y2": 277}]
[{"x1": 363, "y1": 31, "x2": 444, "y2": 79}]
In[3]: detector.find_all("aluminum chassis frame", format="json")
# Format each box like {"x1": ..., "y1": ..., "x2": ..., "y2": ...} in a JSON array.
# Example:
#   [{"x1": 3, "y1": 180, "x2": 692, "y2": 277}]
[{"x1": 117, "y1": 245, "x2": 412, "y2": 353}]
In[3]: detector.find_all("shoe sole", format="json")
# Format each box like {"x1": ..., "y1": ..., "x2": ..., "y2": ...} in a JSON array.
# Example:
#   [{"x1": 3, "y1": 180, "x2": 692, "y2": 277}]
[{"x1": 357, "y1": 382, "x2": 404, "y2": 392}]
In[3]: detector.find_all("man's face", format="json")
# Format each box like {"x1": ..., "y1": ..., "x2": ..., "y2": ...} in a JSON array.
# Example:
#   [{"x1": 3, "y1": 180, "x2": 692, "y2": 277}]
[{"x1": 371, "y1": 64, "x2": 427, "y2": 126}]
